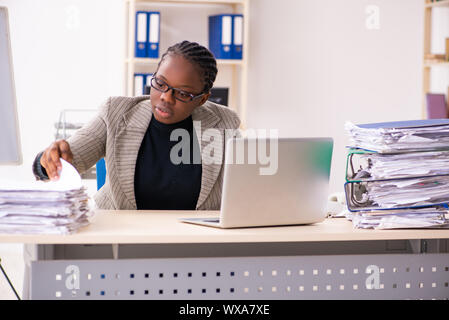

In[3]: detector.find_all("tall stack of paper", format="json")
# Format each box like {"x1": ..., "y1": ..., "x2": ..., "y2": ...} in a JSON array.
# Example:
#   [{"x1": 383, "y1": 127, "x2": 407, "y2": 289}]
[
  {"x1": 344, "y1": 119, "x2": 449, "y2": 229},
  {"x1": 0, "y1": 159, "x2": 93, "y2": 234}
]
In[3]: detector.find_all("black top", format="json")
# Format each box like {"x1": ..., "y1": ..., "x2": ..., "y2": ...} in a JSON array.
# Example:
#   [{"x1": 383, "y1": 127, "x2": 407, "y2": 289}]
[{"x1": 134, "y1": 115, "x2": 202, "y2": 210}]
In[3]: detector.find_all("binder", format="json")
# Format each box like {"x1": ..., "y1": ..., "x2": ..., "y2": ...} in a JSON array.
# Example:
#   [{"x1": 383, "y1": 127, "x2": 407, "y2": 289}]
[
  {"x1": 426, "y1": 93, "x2": 447, "y2": 119},
  {"x1": 134, "y1": 11, "x2": 160, "y2": 58},
  {"x1": 345, "y1": 147, "x2": 449, "y2": 183},
  {"x1": 144, "y1": 73, "x2": 153, "y2": 94},
  {"x1": 147, "y1": 11, "x2": 160, "y2": 58},
  {"x1": 135, "y1": 11, "x2": 147, "y2": 57},
  {"x1": 209, "y1": 14, "x2": 244, "y2": 60},
  {"x1": 209, "y1": 14, "x2": 233, "y2": 59},
  {"x1": 232, "y1": 14, "x2": 243, "y2": 59},
  {"x1": 355, "y1": 118, "x2": 449, "y2": 129},
  {"x1": 346, "y1": 119, "x2": 449, "y2": 153},
  {"x1": 96, "y1": 158, "x2": 106, "y2": 190},
  {"x1": 134, "y1": 73, "x2": 153, "y2": 96},
  {"x1": 344, "y1": 174, "x2": 449, "y2": 212},
  {"x1": 134, "y1": 73, "x2": 145, "y2": 96}
]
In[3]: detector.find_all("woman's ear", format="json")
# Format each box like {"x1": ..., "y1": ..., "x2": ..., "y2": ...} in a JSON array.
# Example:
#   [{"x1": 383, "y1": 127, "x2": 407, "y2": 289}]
[{"x1": 198, "y1": 92, "x2": 211, "y2": 106}]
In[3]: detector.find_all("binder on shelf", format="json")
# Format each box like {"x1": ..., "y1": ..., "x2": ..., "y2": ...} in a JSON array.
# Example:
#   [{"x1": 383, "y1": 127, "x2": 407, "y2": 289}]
[
  {"x1": 144, "y1": 73, "x2": 153, "y2": 94},
  {"x1": 135, "y1": 11, "x2": 147, "y2": 58},
  {"x1": 426, "y1": 93, "x2": 447, "y2": 119},
  {"x1": 134, "y1": 73, "x2": 153, "y2": 96},
  {"x1": 147, "y1": 11, "x2": 160, "y2": 58},
  {"x1": 232, "y1": 15, "x2": 243, "y2": 59},
  {"x1": 209, "y1": 14, "x2": 243, "y2": 60},
  {"x1": 134, "y1": 11, "x2": 160, "y2": 58}
]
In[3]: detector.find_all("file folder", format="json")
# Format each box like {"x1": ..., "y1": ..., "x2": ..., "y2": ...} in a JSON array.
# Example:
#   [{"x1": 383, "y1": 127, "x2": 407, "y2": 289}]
[
  {"x1": 134, "y1": 73, "x2": 153, "y2": 96},
  {"x1": 346, "y1": 119, "x2": 449, "y2": 153},
  {"x1": 134, "y1": 73, "x2": 145, "y2": 96},
  {"x1": 426, "y1": 93, "x2": 448, "y2": 119},
  {"x1": 355, "y1": 119, "x2": 449, "y2": 130},
  {"x1": 345, "y1": 148, "x2": 449, "y2": 183},
  {"x1": 209, "y1": 14, "x2": 233, "y2": 59},
  {"x1": 232, "y1": 14, "x2": 243, "y2": 59},
  {"x1": 144, "y1": 73, "x2": 153, "y2": 94},
  {"x1": 96, "y1": 158, "x2": 106, "y2": 190},
  {"x1": 147, "y1": 11, "x2": 160, "y2": 58},
  {"x1": 135, "y1": 11, "x2": 147, "y2": 57},
  {"x1": 344, "y1": 175, "x2": 449, "y2": 212}
]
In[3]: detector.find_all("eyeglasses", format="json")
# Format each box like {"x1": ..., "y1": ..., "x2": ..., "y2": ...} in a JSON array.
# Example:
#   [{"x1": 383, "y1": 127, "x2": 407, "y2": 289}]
[{"x1": 150, "y1": 76, "x2": 206, "y2": 103}]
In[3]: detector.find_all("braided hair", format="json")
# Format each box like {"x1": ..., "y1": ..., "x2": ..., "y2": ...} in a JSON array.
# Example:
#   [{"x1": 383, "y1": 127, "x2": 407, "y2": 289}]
[{"x1": 157, "y1": 41, "x2": 218, "y2": 93}]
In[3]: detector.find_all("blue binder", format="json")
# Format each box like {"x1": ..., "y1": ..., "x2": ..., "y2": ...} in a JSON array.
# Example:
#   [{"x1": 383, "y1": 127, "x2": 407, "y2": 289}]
[
  {"x1": 134, "y1": 73, "x2": 153, "y2": 96},
  {"x1": 135, "y1": 11, "x2": 147, "y2": 57},
  {"x1": 96, "y1": 158, "x2": 106, "y2": 190},
  {"x1": 232, "y1": 14, "x2": 243, "y2": 59},
  {"x1": 209, "y1": 14, "x2": 233, "y2": 59},
  {"x1": 147, "y1": 11, "x2": 160, "y2": 58},
  {"x1": 356, "y1": 119, "x2": 449, "y2": 129}
]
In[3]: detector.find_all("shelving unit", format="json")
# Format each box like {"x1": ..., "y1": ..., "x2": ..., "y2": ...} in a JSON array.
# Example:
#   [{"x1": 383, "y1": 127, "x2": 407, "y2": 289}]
[
  {"x1": 423, "y1": 0, "x2": 449, "y2": 118},
  {"x1": 124, "y1": 0, "x2": 250, "y2": 128}
]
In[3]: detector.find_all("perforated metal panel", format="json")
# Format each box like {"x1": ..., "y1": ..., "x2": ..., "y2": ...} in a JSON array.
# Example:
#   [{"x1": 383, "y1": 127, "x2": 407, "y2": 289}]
[{"x1": 30, "y1": 253, "x2": 449, "y2": 300}]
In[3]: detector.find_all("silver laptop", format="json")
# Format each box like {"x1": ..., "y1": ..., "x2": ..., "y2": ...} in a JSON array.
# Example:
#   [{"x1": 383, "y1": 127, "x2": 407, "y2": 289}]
[{"x1": 180, "y1": 137, "x2": 333, "y2": 228}]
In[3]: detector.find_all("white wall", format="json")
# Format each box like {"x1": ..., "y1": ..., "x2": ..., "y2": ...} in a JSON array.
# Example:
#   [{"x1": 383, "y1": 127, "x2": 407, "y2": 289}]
[
  {"x1": 247, "y1": 0, "x2": 424, "y2": 193},
  {"x1": 0, "y1": 0, "x2": 124, "y2": 182},
  {"x1": 0, "y1": 0, "x2": 427, "y2": 193}
]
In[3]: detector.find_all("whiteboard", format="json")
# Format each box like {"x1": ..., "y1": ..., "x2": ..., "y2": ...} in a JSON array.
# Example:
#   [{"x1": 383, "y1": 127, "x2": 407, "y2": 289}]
[{"x1": 0, "y1": 7, "x2": 22, "y2": 165}]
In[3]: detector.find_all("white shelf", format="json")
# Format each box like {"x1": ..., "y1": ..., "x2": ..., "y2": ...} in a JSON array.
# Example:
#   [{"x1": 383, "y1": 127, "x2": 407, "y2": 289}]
[
  {"x1": 124, "y1": 0, "x2": 249, "y2": 127},
  {"x1": 422, "y1": 0, "x2": 449, "y2": 118},
  {"x1": 126, "y1": 57, "x2": 244, "y2": 66},
  {"x1": 423, "y1": 59, "x2": 449, "y2": 67},
  {"x1": 425, "y1": 0, "x2": 449, "y2": 8}
]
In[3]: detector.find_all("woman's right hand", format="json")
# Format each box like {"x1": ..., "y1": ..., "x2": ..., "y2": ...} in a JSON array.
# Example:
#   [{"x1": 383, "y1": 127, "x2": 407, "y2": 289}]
[{"x1": 40, "y1": 140, "x2": 74, "y2": 180}]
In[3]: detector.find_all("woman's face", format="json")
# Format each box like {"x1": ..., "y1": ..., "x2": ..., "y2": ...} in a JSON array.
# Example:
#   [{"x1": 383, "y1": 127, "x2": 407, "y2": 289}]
[{"x1": 150, "y1": 54, "x2": 209, "y2": 124}]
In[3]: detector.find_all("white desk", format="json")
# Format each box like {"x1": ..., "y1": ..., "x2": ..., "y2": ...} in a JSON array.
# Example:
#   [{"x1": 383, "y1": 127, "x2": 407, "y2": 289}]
[
  {"x1": 2, "y1": 210, "x2": 449, "y2": 244},
  {"x1": 3, "y1": 210, "x2": 448, "y2": 300}
]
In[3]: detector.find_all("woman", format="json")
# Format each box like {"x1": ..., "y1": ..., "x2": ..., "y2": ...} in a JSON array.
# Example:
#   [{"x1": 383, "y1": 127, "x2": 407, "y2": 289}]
[{"x1": 32, "y1": 41, "x2": 241, "y2": 210}]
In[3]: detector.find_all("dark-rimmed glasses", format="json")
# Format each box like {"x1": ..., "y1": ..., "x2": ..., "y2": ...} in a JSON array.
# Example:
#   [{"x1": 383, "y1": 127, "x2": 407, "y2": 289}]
[{"x1": 150, "y1": 76, "x2": 206, "y2": 103}]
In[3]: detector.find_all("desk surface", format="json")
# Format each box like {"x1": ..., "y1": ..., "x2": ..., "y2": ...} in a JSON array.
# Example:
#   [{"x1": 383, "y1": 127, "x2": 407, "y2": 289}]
[{"x1": 0, "y1": 210, "x2": 449, "y2": 244}]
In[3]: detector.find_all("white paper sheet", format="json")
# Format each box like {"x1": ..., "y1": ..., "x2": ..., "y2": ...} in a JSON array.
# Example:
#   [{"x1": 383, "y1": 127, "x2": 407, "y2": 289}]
[{"x1": 0, "y1": 159, "x2": 93, "y2": 234}]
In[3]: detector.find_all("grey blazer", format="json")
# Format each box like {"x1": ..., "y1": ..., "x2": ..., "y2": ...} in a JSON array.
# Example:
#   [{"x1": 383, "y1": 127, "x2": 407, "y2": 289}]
[{"x1": 67, "y1": 96, "x2": 241, "y2": 210}]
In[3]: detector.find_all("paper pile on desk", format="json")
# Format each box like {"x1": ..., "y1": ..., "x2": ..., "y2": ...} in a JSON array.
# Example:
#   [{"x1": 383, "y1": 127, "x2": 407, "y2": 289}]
[
  {"x1": 345, "y1": 208, "x2": 449, "y2": 229},
  {"x1": 344, "y1": 120, "x2": 449, "y2": 229},
  {"x1": 345, "y1": 120, "x2": 449, "y2": 153},
  {"x1": 0, "y1": 159, "x2": 93, "y2": 234}
]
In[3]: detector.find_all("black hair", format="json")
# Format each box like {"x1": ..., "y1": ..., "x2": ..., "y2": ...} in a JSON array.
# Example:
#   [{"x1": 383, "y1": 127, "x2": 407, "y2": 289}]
[{"x1": 157, "y1": 41, "x2": 218, "y2": 93}]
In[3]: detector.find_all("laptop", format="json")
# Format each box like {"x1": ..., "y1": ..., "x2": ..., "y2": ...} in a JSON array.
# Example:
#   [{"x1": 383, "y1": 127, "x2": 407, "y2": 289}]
[{"x1": 180, "y1": 137, "x2": 333, "y2": 228}]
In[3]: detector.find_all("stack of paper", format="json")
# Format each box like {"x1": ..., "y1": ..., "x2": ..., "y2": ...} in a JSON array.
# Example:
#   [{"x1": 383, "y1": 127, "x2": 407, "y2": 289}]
[
  {"x1": 344, "y1": 120, "x2": 449, "y2": 229},
  {"x1": 357, "y1": 150, "x2": 449, "y2": 180},
  {"x1": 345, "y1": 120, "x2": 449, "y2": 153},
  {"x1": 346, "y1": 208, "x2": 449, "y2": 230},
  {"x1": 0, "y1": 159, "x2": 93, "y2": 234}
]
